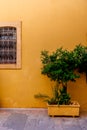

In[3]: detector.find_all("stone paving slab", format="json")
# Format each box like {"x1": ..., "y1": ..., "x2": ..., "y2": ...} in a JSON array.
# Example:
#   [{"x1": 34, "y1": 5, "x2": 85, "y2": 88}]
[
  {"x1": 0, "y1": 109, "x2": 86, "y2": 130},
  {"x1": 3, "y1": 113, "x2": 27, "y2": 130}
]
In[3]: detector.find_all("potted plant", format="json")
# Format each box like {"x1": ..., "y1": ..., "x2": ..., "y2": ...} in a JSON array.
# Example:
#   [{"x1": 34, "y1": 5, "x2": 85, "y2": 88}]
[{"x1": 35, "y1": 46, "x2": 82, "y2": 116}]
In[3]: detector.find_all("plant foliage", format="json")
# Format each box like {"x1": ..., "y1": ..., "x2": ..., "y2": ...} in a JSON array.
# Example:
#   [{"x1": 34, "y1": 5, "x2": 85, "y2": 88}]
[
  {"x1": 73, "y1": 44, "x2": 87, "y2": 81},
  {"x1": 35, "y1": 44, "x2": 87, "y2": 105}
]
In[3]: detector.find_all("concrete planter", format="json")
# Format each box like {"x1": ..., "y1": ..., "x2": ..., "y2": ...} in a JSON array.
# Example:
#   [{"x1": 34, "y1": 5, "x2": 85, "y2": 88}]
[{"x1": 47, "y1": 101, "x2": 80, "y2": 117}]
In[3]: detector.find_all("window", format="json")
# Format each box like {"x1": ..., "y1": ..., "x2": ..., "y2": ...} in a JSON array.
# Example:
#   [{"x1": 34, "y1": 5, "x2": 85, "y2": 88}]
[{"x1": 0, "y1": 22, "x2": 21, "y2": 69}]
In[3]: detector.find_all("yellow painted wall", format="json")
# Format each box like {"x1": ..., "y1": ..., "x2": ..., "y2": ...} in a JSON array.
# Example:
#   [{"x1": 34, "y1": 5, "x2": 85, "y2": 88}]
[{"x1": 0, "y1": 0, "x2": 87, "y2": 111}]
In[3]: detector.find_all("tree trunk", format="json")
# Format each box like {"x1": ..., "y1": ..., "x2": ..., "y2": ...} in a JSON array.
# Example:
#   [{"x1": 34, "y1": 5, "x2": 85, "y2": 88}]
[{"x1": 62, "y1": 82, "x2": 67, "y2": 93}]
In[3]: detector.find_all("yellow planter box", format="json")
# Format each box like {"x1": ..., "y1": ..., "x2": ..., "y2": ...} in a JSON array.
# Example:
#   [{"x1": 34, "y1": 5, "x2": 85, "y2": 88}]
[{"x1": 47, "y1": 101, "x2": 80, "y2": 117}]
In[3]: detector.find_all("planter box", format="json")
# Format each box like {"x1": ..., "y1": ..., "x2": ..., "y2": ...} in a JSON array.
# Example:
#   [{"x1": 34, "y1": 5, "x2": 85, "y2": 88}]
[{"x1": 47, "y1": 101, "x2": 80, "y2": 117}]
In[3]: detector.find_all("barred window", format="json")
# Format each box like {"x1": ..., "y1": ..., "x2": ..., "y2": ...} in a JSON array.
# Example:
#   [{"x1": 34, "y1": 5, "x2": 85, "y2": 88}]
[{"x1": 0, "y1": 22, "x2": 21, "y2": 69}]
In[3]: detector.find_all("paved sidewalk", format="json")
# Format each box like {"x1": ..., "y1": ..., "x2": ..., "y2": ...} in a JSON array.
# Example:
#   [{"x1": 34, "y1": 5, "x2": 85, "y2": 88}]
[{"x1": 0, "y1": 109, "x2": 87, "y2": 130}]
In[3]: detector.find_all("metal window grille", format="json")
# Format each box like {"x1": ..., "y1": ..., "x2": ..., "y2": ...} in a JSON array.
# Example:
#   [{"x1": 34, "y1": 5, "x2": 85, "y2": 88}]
[{"x1": 0, "y1": 27, "x2": 17, "y2": 64}]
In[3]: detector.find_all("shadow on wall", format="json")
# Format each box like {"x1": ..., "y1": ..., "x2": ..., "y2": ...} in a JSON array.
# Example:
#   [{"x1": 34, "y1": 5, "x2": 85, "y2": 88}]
[{"x1": 68, "y1": 74, "x2": 87, "y2": 111}]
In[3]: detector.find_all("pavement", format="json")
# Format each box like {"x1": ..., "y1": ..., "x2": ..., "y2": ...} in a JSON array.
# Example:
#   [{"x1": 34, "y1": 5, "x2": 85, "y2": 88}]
[{"x1": 0, "y1": 109, "x2": 87, "y2": 130}]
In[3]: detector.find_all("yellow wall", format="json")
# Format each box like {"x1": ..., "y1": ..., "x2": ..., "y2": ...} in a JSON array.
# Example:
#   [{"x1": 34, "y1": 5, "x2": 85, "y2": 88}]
[{"x1": 0, "y1": 0, "x2": 87, "y2": 111}]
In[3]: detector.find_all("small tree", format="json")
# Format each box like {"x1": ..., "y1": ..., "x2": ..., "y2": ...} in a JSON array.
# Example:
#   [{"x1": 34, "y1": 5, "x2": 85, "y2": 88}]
[{"x1": 35, "y1": 47, "x2": 80, "y2": 105}]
